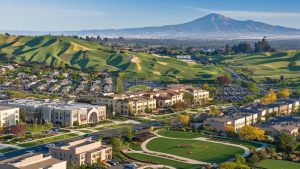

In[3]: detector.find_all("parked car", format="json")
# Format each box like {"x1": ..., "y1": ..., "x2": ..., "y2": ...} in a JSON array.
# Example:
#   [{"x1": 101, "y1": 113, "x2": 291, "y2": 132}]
[
  {"x1": 107, "y1": 159, "x2": 120, "y2": 166},
  {"x1": 45, "y1": 143, "x2": 55, "y2": 148}
]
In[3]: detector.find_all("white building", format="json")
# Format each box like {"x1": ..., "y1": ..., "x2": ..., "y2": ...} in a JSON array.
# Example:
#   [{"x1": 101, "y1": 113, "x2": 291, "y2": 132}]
[
  {"x1": 0, "y1": 106, "x2": 19, "y2": 127},
  {"x1": 0, "y1": 99, "x2": 106, "y2": 126}
]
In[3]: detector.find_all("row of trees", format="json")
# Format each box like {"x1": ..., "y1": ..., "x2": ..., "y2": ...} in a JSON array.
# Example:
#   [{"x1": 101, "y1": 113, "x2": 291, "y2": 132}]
[
  {"x1": 3, "y1": 122, "x2": 53, "y2": 137},
  {"x1": 260, "y1": 88, "x2": 290, "y2": 105},
  {"x1": 225, "y1": 37, "x2": 274, "y2": 55}
]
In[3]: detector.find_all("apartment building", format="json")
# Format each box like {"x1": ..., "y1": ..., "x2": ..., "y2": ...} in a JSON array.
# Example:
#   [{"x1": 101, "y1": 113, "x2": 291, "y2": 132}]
[
  {"x1": 0, "y1": 153, "x2": 66, "y2": 169},
  {"x1": 0, "y1": 99, "x2": 106, "y2": 126},
  {"x1": 50, "y1": 137, "x2": 112, "y2": 166},
  {"x1": 0, "y1": 106, "x2": 19, "y2": 127},
  {"x1": 95, "y1": 85, "x2": 209, "y2": 115},
  {"x1": 204, "y1": 112, "x2": 259, "y2": 132}
]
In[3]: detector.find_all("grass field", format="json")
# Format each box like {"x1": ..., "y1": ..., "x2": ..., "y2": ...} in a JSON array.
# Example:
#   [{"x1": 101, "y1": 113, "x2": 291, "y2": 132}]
[
  {"x1": 0, "y1": 34, "x2": 223, "y2": 83},
  {"x1": 158, "y1": 130, "x2": 203, "y2": 139},
  {"x1": 128, "y1": 85, "x2": 150, "y2": 92},
  {"x1": 126, "y1": 153, "x2": 202, "y2": 169},
  {"x1": 17, "y1": 133, "x2": 78, "y2": 147},
  {"x1": 256, "y1": 159, "x2": 300, "y2": 169},
  {"x1": 129, "y1": 142, "x2": 143, "y2": 151},
  {"x1": 146, "y1": 137, "x2": 244, "y2": 163},
  {"x1": 221, "y1": 51, "x2": 300, "y2": 82},
  {"x1": 209, "y1": 137, "x2": 262, "y2": 150},
  {"x1": 0, "y1": 147, "x2": 17, "y2": 153}
]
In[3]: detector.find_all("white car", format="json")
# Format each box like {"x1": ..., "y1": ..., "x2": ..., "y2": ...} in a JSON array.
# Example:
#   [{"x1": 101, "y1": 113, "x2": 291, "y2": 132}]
[{"x1": 45, "y1": 143, "x2": 55, "y2": 148}]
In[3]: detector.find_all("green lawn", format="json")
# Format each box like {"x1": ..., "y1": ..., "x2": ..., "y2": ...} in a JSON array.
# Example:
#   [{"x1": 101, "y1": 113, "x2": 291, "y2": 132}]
[
  {"x1": 128, "y1": 85, "x2": 150, "y2": 92},
  {"x1": 0, "y1": 147, "x2": 17, "y2": 153},
  {"x1": 17, "y1": 133, "x2": 78, "y2": 147},
  {"x1": 146, "y1": 137, "x2": 244, "y2": 163},
  {"x1": 256, "y1": 159, "x2": 300, "y2": 169},
  {"x1": 126, "y1": 153, "x2": 202, "y2": 169},
  {"x1": 79, "y1": 129, "x2": 93, "y2": 133},
  {"x1": 158, "y1": 130, "x2": 203, "y2": 139},
  {"x1": 129, "y1": 142, "x2": 143, "y2": 151},
  {"x1": 209, "y1": 137, "x2": 262, "y2": 150}
]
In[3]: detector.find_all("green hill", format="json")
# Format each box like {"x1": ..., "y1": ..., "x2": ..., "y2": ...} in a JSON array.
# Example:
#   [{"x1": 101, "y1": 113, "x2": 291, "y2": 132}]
[
  {"x1": 0, "y1": 34, "x2": 222, "y2": 83},
  {"x1": 221, "y1": 51, "x2": 300, "y2": 81}
]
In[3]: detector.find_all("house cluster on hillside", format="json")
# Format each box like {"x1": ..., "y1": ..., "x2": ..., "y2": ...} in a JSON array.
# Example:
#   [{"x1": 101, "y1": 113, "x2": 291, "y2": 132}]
[
  {"x1": 1, "y1": 68, "x2": 115, "y2": 95},
  {"x1": 204, "y1": 98, "x2": 300, "y2": 132},
  {"x1": 0, "y1": 137, "x2": 112, "y2": 169},
  {"x1": 95, "y1": 85, "x2": 210, "y2": 115},
  {"x1": 0, "y1": 99, "x2": 106, "y2": 127}
]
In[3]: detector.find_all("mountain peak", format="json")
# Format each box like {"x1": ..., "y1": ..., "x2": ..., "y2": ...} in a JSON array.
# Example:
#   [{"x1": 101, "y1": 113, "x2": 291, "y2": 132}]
[{"x1": 201, "y1": 13, "x2": 231, "y2": 21}]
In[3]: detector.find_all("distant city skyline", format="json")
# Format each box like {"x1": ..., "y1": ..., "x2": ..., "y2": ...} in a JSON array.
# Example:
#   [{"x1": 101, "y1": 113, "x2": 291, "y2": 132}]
[{"x1": 0, "y1": 0, "x2": 300, "y2": 31}]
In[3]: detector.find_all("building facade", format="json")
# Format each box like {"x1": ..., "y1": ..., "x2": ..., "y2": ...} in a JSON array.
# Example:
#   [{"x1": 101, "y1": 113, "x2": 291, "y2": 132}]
[
  {"x1": 50, "y1": 138, "x2": 112, "y2": 166},
  {"x1": 0, "y1": 99, "x2": 106, "y2": 126},
  {"x1": 0, "y1": 106, "x2": 19, "y2": 127}
]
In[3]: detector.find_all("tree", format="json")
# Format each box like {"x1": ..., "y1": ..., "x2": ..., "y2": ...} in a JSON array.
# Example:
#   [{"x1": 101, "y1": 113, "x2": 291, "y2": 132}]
[
  {"x1": 208, "y1": 106, "x2": 221, "y2": 116},
  {"x1": 277, "y1": 133, "x2": 297, "y2": 153},
  {"x1": 239, "y1": 125, "x2": 265, "y2": 141},
  {"x1": 217, "y1": 75, "x2": 231, "y2": 85},
  {"x1": 202, "y1": 83, "x2": 210, "y2": 91},
  {"x1": 172, "y1": 101, "x2": 188, "y2": 111},
  {"x1": 116, "y1": 77, "x2": 123, "y2": 94},
  {"x1": 111, "y1": 137, "x2": 123, "y2": 154},
  {"x1": 234, "y1": 154, "x2": 246, "y2": 165},
  {"x1": 277, "y1": 88, "x2": 290, "y2": 99},
  {"x1": 73, "y1": 121, "x2": 80, "y2": 127},
  {"x1": 177, "y1": 114, "x2": 190, "y2": 126},
  {"x1": 125, "y1": 126, "x2": 133, "y2": 141},
  {"x1": 10, "y1": 123, "x2": 27, "y2": 137},
  {"x1": 260, "y1": 89, "x2": 277, "y2": 105},
  {"x1": 248, "y1": 153, "x2": 260, "y2": 166},
  {"x1": 183, "y1": 93, "x2": 194, "y2": 106},
  {"x1": 28, "y1": 124, "x2": 43, "y2": 137}
]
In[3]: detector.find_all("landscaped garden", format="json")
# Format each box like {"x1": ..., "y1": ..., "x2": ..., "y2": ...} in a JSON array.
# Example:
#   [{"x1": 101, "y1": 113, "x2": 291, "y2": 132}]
[
  {"x1": 146, "y1": 137, "x2": 244, "y2": 163},
  {"x1": 256, "y1": 159, "x2": 300, "y2": 169}
]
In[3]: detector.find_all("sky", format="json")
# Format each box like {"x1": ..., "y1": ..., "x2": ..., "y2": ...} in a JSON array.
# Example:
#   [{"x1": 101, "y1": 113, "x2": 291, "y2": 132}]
[{"x1": 0, "y1": 0, "x2": 300, "y2": 31}]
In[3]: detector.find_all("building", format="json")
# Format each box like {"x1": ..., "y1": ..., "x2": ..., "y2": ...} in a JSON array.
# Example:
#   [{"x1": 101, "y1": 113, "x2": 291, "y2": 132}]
[
  {"x1": 0, "y1": 153, "x2": 66, "y2": 169},
  {"x1": 261, "y1": 124, "x2": 299, "y2": 136},
  {"x1": 0, "y1": 106, "x2": 19, "y2": 127},
  {"x1": 95, "y1": 85, "x2": 209, "y2": 115},
  {"x1": 0, "y1": 99, "x2": 106, "y2": 126},
  {"x1": 204, "y1": 112, "x2": 259, "y2": 132},
  {"x1": 50, "y1": 137, "x2": 112, "y2": 166}
]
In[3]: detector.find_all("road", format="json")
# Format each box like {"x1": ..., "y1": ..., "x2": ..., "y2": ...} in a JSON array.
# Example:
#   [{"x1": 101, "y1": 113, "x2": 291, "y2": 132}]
[{"x1": 0, "y1": 122, "x2": 154, "y2": 161}]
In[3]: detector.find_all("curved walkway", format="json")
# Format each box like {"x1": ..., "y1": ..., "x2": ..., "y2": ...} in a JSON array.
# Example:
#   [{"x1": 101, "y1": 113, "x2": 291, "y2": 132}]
[
  {"x1": 125, "y1": 131, "x2": 252, "y2": 167},
  {"x1": 138, "y1": 164, "x2": 176, "y2": 169},
  {"x1": 153, "y1": 132, "x2": 250, "y2": 158}
]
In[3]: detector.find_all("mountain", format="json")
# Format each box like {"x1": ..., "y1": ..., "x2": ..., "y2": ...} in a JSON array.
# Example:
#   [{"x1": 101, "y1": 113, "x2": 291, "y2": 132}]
[
  {"x1": 3, "y1": 13, "x2": 300, "y2": 39},
  {"x1": 0, "y1": 34, "x2": 223, "y2": 82}
]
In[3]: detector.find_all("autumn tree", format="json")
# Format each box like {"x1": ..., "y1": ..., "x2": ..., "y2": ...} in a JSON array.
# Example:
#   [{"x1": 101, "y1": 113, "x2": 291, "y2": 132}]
[
  {"x1": 209, "y1": 106, "x2": 221, "y2": 116},
  {"x1": 277, "y1": 88, "x2": 290, "y2": 99},
  {"x1": 260, "y1": 89, "x2": 277, "y2": 105},
  {"x1": 239, "y1": 125, "x2": 265, "y2": 141},
  {"x1": 172, "y1": 101, "x2": 188, "y2": 111},
  {"x1": 177, "y1": 114, "x2": 190, "y2": 126},
  {"x1": 10, "y1": 123, "x2": 27, "y2": 137},
  {"x1": 217, "y1": 75, "x2": 231, "y2": 85}
]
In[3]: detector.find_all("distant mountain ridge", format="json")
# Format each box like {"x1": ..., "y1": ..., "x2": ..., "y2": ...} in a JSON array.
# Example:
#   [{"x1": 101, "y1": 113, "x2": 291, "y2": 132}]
[{"x1": 3, "y1": 13, "x2": 300, "y2": 39}]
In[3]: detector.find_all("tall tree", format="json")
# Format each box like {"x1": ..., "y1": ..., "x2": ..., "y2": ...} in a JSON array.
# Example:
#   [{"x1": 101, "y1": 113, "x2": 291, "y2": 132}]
[
  {"x1": 111, "y1": 137, "x2": 123, "y2": 154},
  {"x1": 277, "y1": 133, "x2": 297, "y2": 153},
  {"x1": 124, "y1": 126, "x2": 133, "y2": 142},
  {"x1": 239, "y1": 125, "x2": 265, "y2": 141},
  {"x1": 10, "y1": 123, "x2": 27, "y2": 137}
]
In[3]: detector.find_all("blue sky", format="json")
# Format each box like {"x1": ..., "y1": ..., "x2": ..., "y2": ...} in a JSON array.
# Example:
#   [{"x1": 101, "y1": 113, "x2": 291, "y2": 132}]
[{"x1": 1, "y1": 0, "x2": 300, "y2": 31}]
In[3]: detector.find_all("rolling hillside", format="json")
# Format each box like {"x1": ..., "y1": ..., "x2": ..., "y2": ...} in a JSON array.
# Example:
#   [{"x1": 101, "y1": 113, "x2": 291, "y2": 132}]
[
  {"x1": 221, "y1": 51, "x2": 300, "y2": 81},
  {"x1": 0, "y1": 34, "x2": 223, "y2": 82}
]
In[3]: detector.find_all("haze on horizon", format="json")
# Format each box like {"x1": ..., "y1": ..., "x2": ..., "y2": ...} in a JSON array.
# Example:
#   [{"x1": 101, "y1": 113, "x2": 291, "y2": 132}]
[{"x1": 0, "y1": 0, "x2": 300, "y2": 31}]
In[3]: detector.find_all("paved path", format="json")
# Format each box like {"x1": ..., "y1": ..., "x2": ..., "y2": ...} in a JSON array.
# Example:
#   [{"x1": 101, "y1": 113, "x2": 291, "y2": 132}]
[
  {"x1": 138, "y1": 164, "x2": 176, "y2": 169},
  {"x1": 0, "y1": 144, "x2": 23, "y2": 150},
  {"x1": 125, "y1": 131, "x2": 252, "y2": 166},
  {"x1": 140, "y1": 136, "x2": 210, "y2": 165}
]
